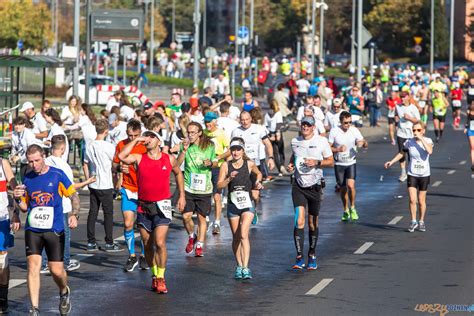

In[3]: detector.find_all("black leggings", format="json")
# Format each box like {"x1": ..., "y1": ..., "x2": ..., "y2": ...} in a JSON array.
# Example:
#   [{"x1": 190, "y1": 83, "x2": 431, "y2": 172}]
[
  {"x1": 87, "y1": 188, "x2": 114, "y2": 244},
  {"x1": 271, "y1": 137, "x2": 285, "y2": 171}
]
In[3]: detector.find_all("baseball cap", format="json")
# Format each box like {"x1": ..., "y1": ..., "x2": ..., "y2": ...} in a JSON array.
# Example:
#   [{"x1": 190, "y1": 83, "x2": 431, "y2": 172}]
[
  {"x1": 19, "y1": 101, "x2": 34, "y2": 112},
  {"x1": 392, "y1": 85, "x2": 400, "y2": 92},
  {"x1": 143, "y1": 102, "x2": 154, "y2": 110},
  {"x1": 204, "y1": 111, "x2": 218, "y2": 122},
  {"x1": 229, "y1": 139, "x2": 245, "y2": 150},
  {"x1": 108, "y1": 113, "x2": 118, "y2": 124},
  {"x1": 301, "y1": 116, "x2": 315, "y2": 126},
  {"x1": 142, "y1": 130, "x2": 163, "y2": 143},
  {"x1": 333, "y1": 98, "x2": 342, "y2": 105}
]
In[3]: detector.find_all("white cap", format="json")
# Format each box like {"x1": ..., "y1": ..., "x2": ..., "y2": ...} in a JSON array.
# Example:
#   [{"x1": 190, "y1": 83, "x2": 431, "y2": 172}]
[
  {"x1": 19, "y1": 101, "x2": 34, "y2": 112},
  {"x1": 142, "y1": 130, "x2": 164, "y2": 143}
]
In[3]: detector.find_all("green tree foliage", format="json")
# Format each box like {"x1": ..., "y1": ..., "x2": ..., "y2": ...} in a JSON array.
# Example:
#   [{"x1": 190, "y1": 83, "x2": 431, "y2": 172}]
[{"x1": 0, "y1": 0, "x2": 53, "y2": 50}]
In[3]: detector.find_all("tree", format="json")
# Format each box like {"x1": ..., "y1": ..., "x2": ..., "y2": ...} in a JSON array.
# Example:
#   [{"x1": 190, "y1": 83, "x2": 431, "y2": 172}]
[{"x1": 0, "y1": 0, "x2": 53, "y2": 50}]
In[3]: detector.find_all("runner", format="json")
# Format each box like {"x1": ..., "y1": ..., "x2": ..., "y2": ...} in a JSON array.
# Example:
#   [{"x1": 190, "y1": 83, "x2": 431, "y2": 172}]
[
  {"x1": 386, "y1": 88, "x2": 402, "y2": 145},
  {"x1": 177, "y1": 122, "x2": 216, "y2": 257},
  {"x1": 241, "y1": 91, "x2": 260, "y2": 112},
  {"x1": 416, "y1": 81, "x2": 430, "y2": 125},
  {"x1": 324, "y1": 98, "x2": 343, "y2": 132},
  {"x1": 431, "y1": 89, "x2": 449, "y2": 142},
  {"x1": 0, "y1": 159, "x2": 20, "y2": 314},
  {"x1": 13, "y1": 144, "x2": 80, "y2": 315},
  {"x1": 113, "y1": 119, "x2": 148, "y2": 272},
  {"x1": 217, "y1": 137, "x2": 263, "y2": 279},
  {"x1": 465, "y1": 101, "x2": 474, "y2": 171},
  {"x1": 328, "y1": 111, "x2": 368, "y2": 221},
  {"x1": 450, "y1": 82, "x2": 463, "y2": 128},
  {"x1": 395, "y1": 91, "x2": 420, "y2": 182},
  {"x1": 118, "y1": 129, "x2": 185, "y2": 294},
  {"x1": 287, "y1": 116, "x2": 334, "y2": 269},
  {"x1": 384, "y1": 122, "x2": 434, "y2": 232}
]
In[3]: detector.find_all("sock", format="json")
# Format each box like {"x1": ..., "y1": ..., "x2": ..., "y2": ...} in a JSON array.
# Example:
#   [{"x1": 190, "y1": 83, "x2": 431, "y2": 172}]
[
  {"x1": 293, "y1": 228, "x2": 304, "y2": 257},
  {"x1": 196, "y1": 241, "x2": 203, "y2": 248},
  {"x1": 157, "y1": 267, "x2": 165, "y2": 279},
  {"x1": 411, "y1": 220, "x2": 417, "y2": 223},
  {"x1": 214, "y1": 220, "x2": 220, "y2": 226},
  {"x1": 434, "y1": 129, "x2": 439, "y2": 137},
  {"x1": 151, "y1": 265, "x2": 158, "y2": 277},
  {"x1": 440, "y1": 129, "x2": 443, "y2": 137},
  {"x1": 308, "y1": 227, "x2": 319, "y2": 257},
  {"x1": 140, "y1": 240, "x2": 145, "y2": 256},
  {"x1": 124, "y1": 230, "x2": 135, "y2": 256},
  {"x1": 401, "y1": 168, "x2": 406, "y2": 176},
  {"x1": 189, "y1": 232, "x2": 195, "y2": 239}
]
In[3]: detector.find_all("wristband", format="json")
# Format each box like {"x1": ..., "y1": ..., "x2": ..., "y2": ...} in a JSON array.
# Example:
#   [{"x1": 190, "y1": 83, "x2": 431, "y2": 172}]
[{"x1": 268, "y1": 156, "x2": 274, "y2": 160}]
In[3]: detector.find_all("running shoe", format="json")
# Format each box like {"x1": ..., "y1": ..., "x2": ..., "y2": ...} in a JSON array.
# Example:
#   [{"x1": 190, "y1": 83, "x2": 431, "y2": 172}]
[
  {"x1": 29, "y1": 307, "x2": 40, "y2": 316},
  {"x1": 212, "y1": 222, "x2": 221, "y2": 235},
  {"x1": 59, "y1": 286, "x2": 71, "y2": 316},
  {"x1": 398, "y1": 173, "x2": 407, "y2": 182},
  {"x1": 341, "y1": 211, "x2": 350, "y2": 222},
  {"x1": 292, "y1": 256, "x2": 305, "y2": 269},
  {"x1": 234, "y1": 266, "x2": 243, "y2": 280},
  {"x1": 0, "y1": 298, "x2": 8, "y2": 314},
  {"x1": 151, "y1": 276, "x2": 158, "y2": 291},
  {"x1": 185, "y1": 235, "x2": 196, "y2": 253},
  {"x1": 241, "y1": 268, "x2": 253, "y2": 280},
  {"x1": 86, "y1": 243, "x2": 98, "y2": 252},
  {"x1": 350, "y1": 207, "x2": 359, "y2": 221},
  {"x1": 252, "y1": 211, "x2": 259, "y2": 225},
  {"x1": 104, "y1": 243, "x2": 124, "y2": 253},
  {"x1": 418, "y1": 221, "x2": 426, "y2": 232},
  {"x1": 139, "y1": 255, "x2": 149, "y2": 270},
  {"x1": 124, "y1": 256, "x2": 138, "y2": 272},
  {"x1": 40, "y1": 265, "x2": 50, "y2": 275},
  {"x1": 408, "y1": 221, "x2": 419, "y2": 233},
  {"x1": 307, "y1": 256, "x2": 318, "y2": 270},
  {"x1": 195, "y1": 245, "x2": 204, "y2": 257},
  {"x1": 65, "y1": 259, "x2": 80, "y2": 272},
  {"x1": 156, "y1": 278, "x2": 168, "y2": 294}
]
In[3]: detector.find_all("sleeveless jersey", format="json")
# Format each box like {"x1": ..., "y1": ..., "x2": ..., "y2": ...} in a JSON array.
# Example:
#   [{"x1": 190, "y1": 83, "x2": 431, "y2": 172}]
[{"x1": 137, "y1": 152, "x2": 172, "y2": 202}]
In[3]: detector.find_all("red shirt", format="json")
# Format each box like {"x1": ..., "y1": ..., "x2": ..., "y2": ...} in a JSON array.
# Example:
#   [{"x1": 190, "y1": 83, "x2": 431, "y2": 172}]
[
  {"x1": 386, "y1": 97, "x2": 402, "y2": 109},
  {"x1": 137, "y1": 153, "x2": 172, "y2": 205},
  {"x1": 451, "y1": 89, "x2": 462, "y2": 101},
  {"x1": 113, "y1": 139, "x2": 147, "y2": 192}
]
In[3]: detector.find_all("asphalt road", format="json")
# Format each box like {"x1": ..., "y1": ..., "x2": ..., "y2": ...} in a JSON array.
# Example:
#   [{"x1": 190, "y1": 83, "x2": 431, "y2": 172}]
[{"x1": 5, "y1": 118, "x2": 473, "y2": 315}]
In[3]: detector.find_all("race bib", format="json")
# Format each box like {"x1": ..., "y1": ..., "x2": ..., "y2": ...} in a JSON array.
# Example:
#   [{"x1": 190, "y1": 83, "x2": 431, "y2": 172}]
[
  {"x1": 388, "y1": 109, "x2": 395, "y2": 118},
  {"x1": 295, "y1": 157, "x2": 313, "y2": 174},
  {"x1": 29, "y1": 206, "x2": 54, "y2": 229},
  {"x1": 337, "y1": 151, "x2": 351, "y2": 163},
  {"x1": 124, "y1": 189, "x2": 138, "y2": 200},
  {"x1": 452, "y1": 100, "x2": 461, "y2": 108},
  {"x1": 418, "y1": 101, "x2": 426, "y2": 108},
  {"x1": 245, "y1": 145, "x2": 258, "y2": 160},
  {"x1": 469, "y1": 87, "x2": 474, "y2": 95},
  {"x1": 230, "y1": 191, "x2": 253, "y2": 210},
  {"x1": 190, "y1": 173, "x2": 207, "y2": 191},
  {"x1": 470, "y1": 120, "x2": 474, "y2": 131},
  {"x1": 412, "y1": 159, "x2": 428, "y2": 175},
  {"x1": 156, "y1": 199, "x2": 172, "y2": 219},
  {"x1": 435, "y1": 107, "x2": 445, "y2": 115}
]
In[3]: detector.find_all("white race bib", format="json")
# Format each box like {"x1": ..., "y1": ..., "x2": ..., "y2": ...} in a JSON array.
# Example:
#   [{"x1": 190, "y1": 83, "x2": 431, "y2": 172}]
[
  {"x1": 452, "y1": 100, "x2": 461, "y2": 108},
  {"x1": 190, "y1": 173, "x2": 207, "y2": 191},
  {"x1": 469, "y1": 87, "x2": 474, "y2": 95},
  {"x1": 418, "y1": 101, "x2": 426, "y2": 108},
  {"x1": 295, "y1": 157, "x2": 313, "y2": 174},
  {"x1": 412, "y1": 159, "x2": 428, "y2": 175},
  {"x1": 156, "y1": 199, "x2": 172, "y2": 219},
  {"x1": 388, "y1": 109, "x2": 395, "y2": 118},
  {"x1": 470, "y1": 120, "x2": 474, "y2": 131},
  {"x1": 29, "y1": 206, "x2": 54, "y2": 229},
  {"x1": 230, "y1": 191, "x2": 253, "y2": 210},
  {"x1": 435, "y1": 107, "x2": 444, "y2": 115},
  {"x1": 337, "y1": 151, "x2": 351, "y2": 163},
  {"x1": 124, "y1": 189, "x2": 138, "y2": 200},
  {"x1": 245, "y1": 145, "x2": 258, "y2": 160}
]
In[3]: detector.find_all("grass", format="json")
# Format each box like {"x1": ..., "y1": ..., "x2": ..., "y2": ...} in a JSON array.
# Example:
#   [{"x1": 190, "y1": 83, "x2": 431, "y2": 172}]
[
  {"x1": 322, "y1": 67, "x2": 350, "y2": 78},
  {"x1": 112, "y1": 70, "x2": 201, "y2": 89}
]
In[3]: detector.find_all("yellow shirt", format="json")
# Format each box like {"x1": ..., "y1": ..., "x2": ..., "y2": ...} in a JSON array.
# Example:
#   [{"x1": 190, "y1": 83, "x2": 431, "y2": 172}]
[{"x1": 205, "y1": 128, "x2": 229, "y2": 166}]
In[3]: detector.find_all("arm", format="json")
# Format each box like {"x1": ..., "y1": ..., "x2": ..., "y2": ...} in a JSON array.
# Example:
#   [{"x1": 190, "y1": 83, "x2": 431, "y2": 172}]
[
  {"x1": 262, "y1": 137, "x2": 275, "y2": 170},
  {"x1": 118, "y1": 137, "x2": 145, "y2": 165},
  {"x1": 418, "y1": 137, "x2": 433, "y2": 155},
  {"x1": 176, "y1": 139, "x2": 189, "y2": 166},
  {"x1": 356, "y1": 139, "x2": 368, "y2": 149},
  {"x1": 74, "y1": 176, "x2": 96, "y2": 190},
  {"x1": 170, "y1": 155, "x2": 186, "y2": 212},
  {"x1": 216, "y1": 162, "x2": 230, "y2": 190},
  {"x1": 249, "y1": 161, "x2": 263, "y2": 189},
  {"x1": 3, "y1": 159, "x2": 20, "y2": 231},
  {"x1": 384, "y1": 153, "x2": 404, "y2": 168},
  {"x1": 35, "y1": 131, "x2": 49, "y2": 139},
  {"x1": 287, "y1": 154, "x2": 295, "y2": 172}
]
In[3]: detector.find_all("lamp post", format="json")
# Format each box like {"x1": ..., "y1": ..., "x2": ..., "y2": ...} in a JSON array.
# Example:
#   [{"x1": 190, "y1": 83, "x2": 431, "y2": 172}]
[{"x1": 315, "y1": 1, "x2": 328, "y2": 72}]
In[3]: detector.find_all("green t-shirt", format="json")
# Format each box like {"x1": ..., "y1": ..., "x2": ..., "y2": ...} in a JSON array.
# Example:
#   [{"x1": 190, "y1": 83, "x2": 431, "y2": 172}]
[
  {"x1": 432, "y1": 97, "x2": 447, "y2": 116},
  {"x1": 182, "y1": 143, "x2": 216, "y2": 194}
]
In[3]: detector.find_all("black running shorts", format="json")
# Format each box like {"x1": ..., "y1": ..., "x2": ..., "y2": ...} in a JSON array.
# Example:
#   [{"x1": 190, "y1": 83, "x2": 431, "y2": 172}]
[
  {"x1": 183, "y1": 192, "x2": 212, "y2": 217},
  {"x1": 291, "y1": 183, "x2": 322, "y2": 216},
  {"x1": 25, "y1": 230, "x2": 65, "y2": 262},
  {"x1": 334, "y1": 164, "x2": 357, "y2": 187},
  {"x1": 407, "y1": 175, "x2": 430, "y2": 191}
]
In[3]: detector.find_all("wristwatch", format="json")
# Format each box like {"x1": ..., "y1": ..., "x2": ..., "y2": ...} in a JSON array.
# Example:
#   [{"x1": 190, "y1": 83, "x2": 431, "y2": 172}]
[{"x1": 71, "y1": 214, "x2": 80, "y2": 220}]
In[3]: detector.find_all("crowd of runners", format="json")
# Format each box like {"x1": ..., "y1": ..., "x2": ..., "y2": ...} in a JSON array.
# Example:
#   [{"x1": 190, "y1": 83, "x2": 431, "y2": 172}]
[{"x1": 0, "y1": 61, "x2": 473, "y2": 315}]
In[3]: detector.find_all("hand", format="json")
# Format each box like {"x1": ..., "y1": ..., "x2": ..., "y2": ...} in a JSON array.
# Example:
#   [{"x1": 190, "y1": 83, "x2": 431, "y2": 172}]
[
  {"x1": 229, "y1": 171, "x2": 238, "y2": 179},
  {"x1": 464, "y1": 128, "x2": 467, "y2": 135},
  {"x1": 269, "y1": 135, "x2": 276, "y2": 142},
  {"x1": 254, "y1": 181, "x2": 264, "y2": 190},
  {"x1": 135, "y1": 136, "x2": 148, "y2": 144},
  {"x1": 10, "y1": 155, "x2": 20, "y2": 164},
  {"x1": 287, "y1": 164, "x2": 295, "y2": 172},
  {"x1": 404, "y1": 113, "x2": 412, "y2": 120},
  {"x1": 182, "y1": 138, "x2": 190, "y2": 151},
  {"x1": 384, "y1": 161, "x2": 392, "y2": 169},
  {"x1": 362, "y1": 141, "x2": 369, "y2": 149},
  {"x1": 68, "y1": 215, "x2": 78, "y2": 229},
  {"x1": 203, "y1": 159, "x2": 212, "y2": 167},
  {"x1": 120, "y1": 164, "x2": 130, "y2": 174},
  {"x1": 10, "y1": 213, "x2": 21, "y2": 232},
  {"x1": 13, "y1": 185, "x2": 26, "y2": 199},
  {"x1": 304, "y1": 159, "x2": 319, "y2": 168},
  {"x1": 87, "y1": 176, "x2": 97, "y2": 184},
  {"x1": 177, "y1": 195, "x2": 186, "y2": 213},
  {"x1": 267, "y1": 158, "x2": 275, "y2": 170},
  {"x1": 339, "y1": 145, "x2": 347, "y2": 152}
]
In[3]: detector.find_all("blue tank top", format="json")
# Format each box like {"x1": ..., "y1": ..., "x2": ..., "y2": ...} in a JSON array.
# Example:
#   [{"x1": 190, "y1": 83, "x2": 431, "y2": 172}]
[{"x1": 243, "y1": 100, "x2": 255, "y2": 112}]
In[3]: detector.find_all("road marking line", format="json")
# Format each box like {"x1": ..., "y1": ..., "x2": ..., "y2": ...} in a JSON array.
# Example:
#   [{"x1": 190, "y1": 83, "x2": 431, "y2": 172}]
[
  {"x1": 432, "y1": 181, "x2": 442, "y2": 187},
  {"x1": 460, "y1": 160, "x2": 466, "y2": 165},
  {"x1": 354, "y1": 242, "x2": 374, "y2": 254},
  {"x1": 9, "y1": 279, "x2": 26, "y2": 289},
  {"x1": 305, "y1": 278, "x2": 334, "y2": 296},
  {"x1": 75, "y1": 254, "x2": 95, "y2": 261},
  {"x1": 388, "y1": 216, "x2": 403, "y2": 225},
  {"x1": 447, "y1": 170, "x2": 456, "y2": 175},
  {"x1": 114, "y1": 232, "x2": 140, "y2": 242}
]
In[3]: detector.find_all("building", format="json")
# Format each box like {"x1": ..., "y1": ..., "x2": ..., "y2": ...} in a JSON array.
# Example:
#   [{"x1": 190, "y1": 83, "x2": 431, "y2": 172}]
[{"x1": 450, "y1": 0, "x2": 474, "y2": 61}]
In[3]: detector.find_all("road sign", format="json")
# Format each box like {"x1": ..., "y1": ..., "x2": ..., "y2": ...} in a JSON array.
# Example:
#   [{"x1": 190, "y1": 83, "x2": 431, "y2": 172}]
[
  {"x1": 176, "y1": 32, "x2": 194, "y2": 42},
  {"x1": 238, "y1": 26, "x2": 249, "y2": 39},
  {"x1": 205, "y1": 47, "x2": 217, "y2": 59},
  {"x1": 91, "y1": 10, "x2": 143, "y2": 43},
  {"x1": 414, "y1": 36, "x2": 423, "y2": 45},
  {"x1": 17, "y1": 39, "x2": 23, "y2": 50},
  {"x1": 229, "y1": 35, "x2": 236, "y2": 42},
  {"x1": 414, "y1": 45, "x2": 422, "y2": 54}
]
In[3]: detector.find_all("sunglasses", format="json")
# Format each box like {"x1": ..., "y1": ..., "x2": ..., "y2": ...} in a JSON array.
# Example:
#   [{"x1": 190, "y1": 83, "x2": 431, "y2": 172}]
[
  {"x1": 187, "y1": 131, "x2": 199, "y2": 135},
  {"x1": 342, "y1": 121, "x2": 352, "y2": 125},
  {"x1": 412, "y1": 129, "x2": 422, "y2": 132}
]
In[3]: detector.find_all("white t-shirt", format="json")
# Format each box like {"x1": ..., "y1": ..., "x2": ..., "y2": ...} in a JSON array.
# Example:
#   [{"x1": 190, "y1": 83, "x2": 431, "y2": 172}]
[
  {"x1": 120, "y1": 105, "x2": 135, "y2": 122},
  {"x1": 107, "y1": 121, "x2": 128, "y2": 146},
  {"x1": 106, "y1": 98, "x2": 120, "y2": 112},
  {"x1": 45, "y1": 156, "x2": 73, "y2": 213},
  {"x1": 264, "y1": 111, "x2": 283, "y2": 133},
  {"x1": 296, "y1": 79, "x2": 311, "y2": 94},
  {"x1": 396, "y1": 104, "x2": 420, "y2": 139},
  {"x1": 228, "y1": 106, "x2": 241, "y2": 121},
  {"x1": 404, "y1": 137, "x2": 433, "y2": 177},
  {"x1": 296, "y1": 105, "x2": 325, "y2": 123},
  {"x1": 328, "y1": 126, "x2": 364, "y2": 166},
  {"x1": 291, "y1": 134, "x2": 332, "y2": 187},
  {"x1": 78, "y1": 115, "x2": 97, "y2": 147},
  {"x1": 324, "y1": 111, "x2": 342, "y2": 130},
  {"x1": 84, "y1": 140, "x2": 115, "y2": 190},
  {"x1": 231, "y1": 124, "x2": 268, "y2": 166},
  {"x1": 31, "y1": 112, "x2": 48, "y2": 135},
  {"x1": 12, "y1": 129, "x2": 39, "y2": 163},
  {"x1": 217, "y1": 116, "x2": 240, "y2": 140},
  {"x1": 61, "y1": 107, "x2": 77, "y2": 126},
  {"x1": 47, "y1": 123, "x2": 69, "y2": 162}
]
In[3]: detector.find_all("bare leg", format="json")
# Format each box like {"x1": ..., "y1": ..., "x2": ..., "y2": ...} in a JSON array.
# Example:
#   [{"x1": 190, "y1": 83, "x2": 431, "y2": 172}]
[
  {"x1": 182, "y1": 212, "x2": 195, "y2": 235},
  {"x1": 408, "y1": 187, "x2": 418, "y2": 221},
  {"x1": 154, "y1": 226, "x2": 169, "y2": 269},
  {"x1": 48, "y1": 261, "x2": 68, "y2": 294},
  {"x1": 347, "y1": 179, "x2": 356, "y2": 209},
  {"x1": 239, "y1": 212, "x2": 254, "y2": 268},
  {"x1": 27, "y1": 255, "x2": 42, "y2": 308},
  {"x1": 196, "y1": 213, "x2": 207, "y2": 243},
  {"x1": 418, "y1": 190, "x2": 427, "y2": 222},
  {"x1": 228, "y1": 217, "x2": 242, "y2": 267}
]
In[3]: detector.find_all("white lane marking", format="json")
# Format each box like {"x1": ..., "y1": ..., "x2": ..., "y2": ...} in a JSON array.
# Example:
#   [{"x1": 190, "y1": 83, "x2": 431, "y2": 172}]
[
  {"x1": 75, "y1": 254, "x2": 95, "y2": 261},
  {"x1": 459, "y1": 160, "x2": 466, "y2": 165},
  {"x1": 114, "y1": 232, "x2": 140, "y2": 242},
  {"x1": 447, "y1": 170, "x2": 456, "y2": 175},
  {"x1": 305, "y1": 278, "x2": 334, "y2": 296},
  {"x1": 388, "y1": 216, "x2": 403, "y2": 225},
  {"x1": 9, "y1": 279, "x2": 26, "y2": 289},
  {"x1": 354, "y1": 242, "x2": 374, "y2": 255},
  {"x1": 432, "y1": 181, "x2": 442, "y2": 187}
]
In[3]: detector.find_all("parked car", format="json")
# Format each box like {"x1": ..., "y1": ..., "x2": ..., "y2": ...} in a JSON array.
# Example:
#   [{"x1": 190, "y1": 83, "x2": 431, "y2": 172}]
[{"x1": 66, "y1": 75, "x2": 122, "y2": 105}]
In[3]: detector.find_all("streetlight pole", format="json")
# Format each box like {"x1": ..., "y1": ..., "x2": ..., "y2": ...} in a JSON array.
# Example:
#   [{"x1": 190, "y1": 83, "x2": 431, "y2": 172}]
[
  {"x1": 85, "y1": 0, "x2": 91, "y2": 104},
  {"x1": 317, "y1": 1, "x2": 328, "y2": 72},
  {"x1": 310, "y1": 0, "x2": 316, "y2": 81},
  {"x1": 172, "y1": 0, "x2": 176, "y2": 43},
  {"x1": 232, "y1": 0, "x2": 239, "y2": 99},
  {"x1": 351, "y1": 0, "x2": 356, "y2": 66},
  {"x1": 249, "y1": 0, "x2": 254, "y2": 80},
  {"x1": 356, "y1": 0, "x2": 362, "y2": 84},
  {"x1": 203, "y1": 0, "x2": 207, "y2": 48},
  {"x1": 193, "y1": 0, "x2": 201, "y2": 88},
  {"x1": 448, "y1": 0, "x2": 454, "y2": 76},
  {"x1": 241, "y1": 0, "x2": 246, "y2": 80},
  {"x1": 73, "y1": 0, "x2": 80, "y2": 96},
  {"x1": 150, "y1": 0, "x2": 155, "y2": 75},
  {"x1": 430, "y1": 0, "x2": 434, "y2": 73}
]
